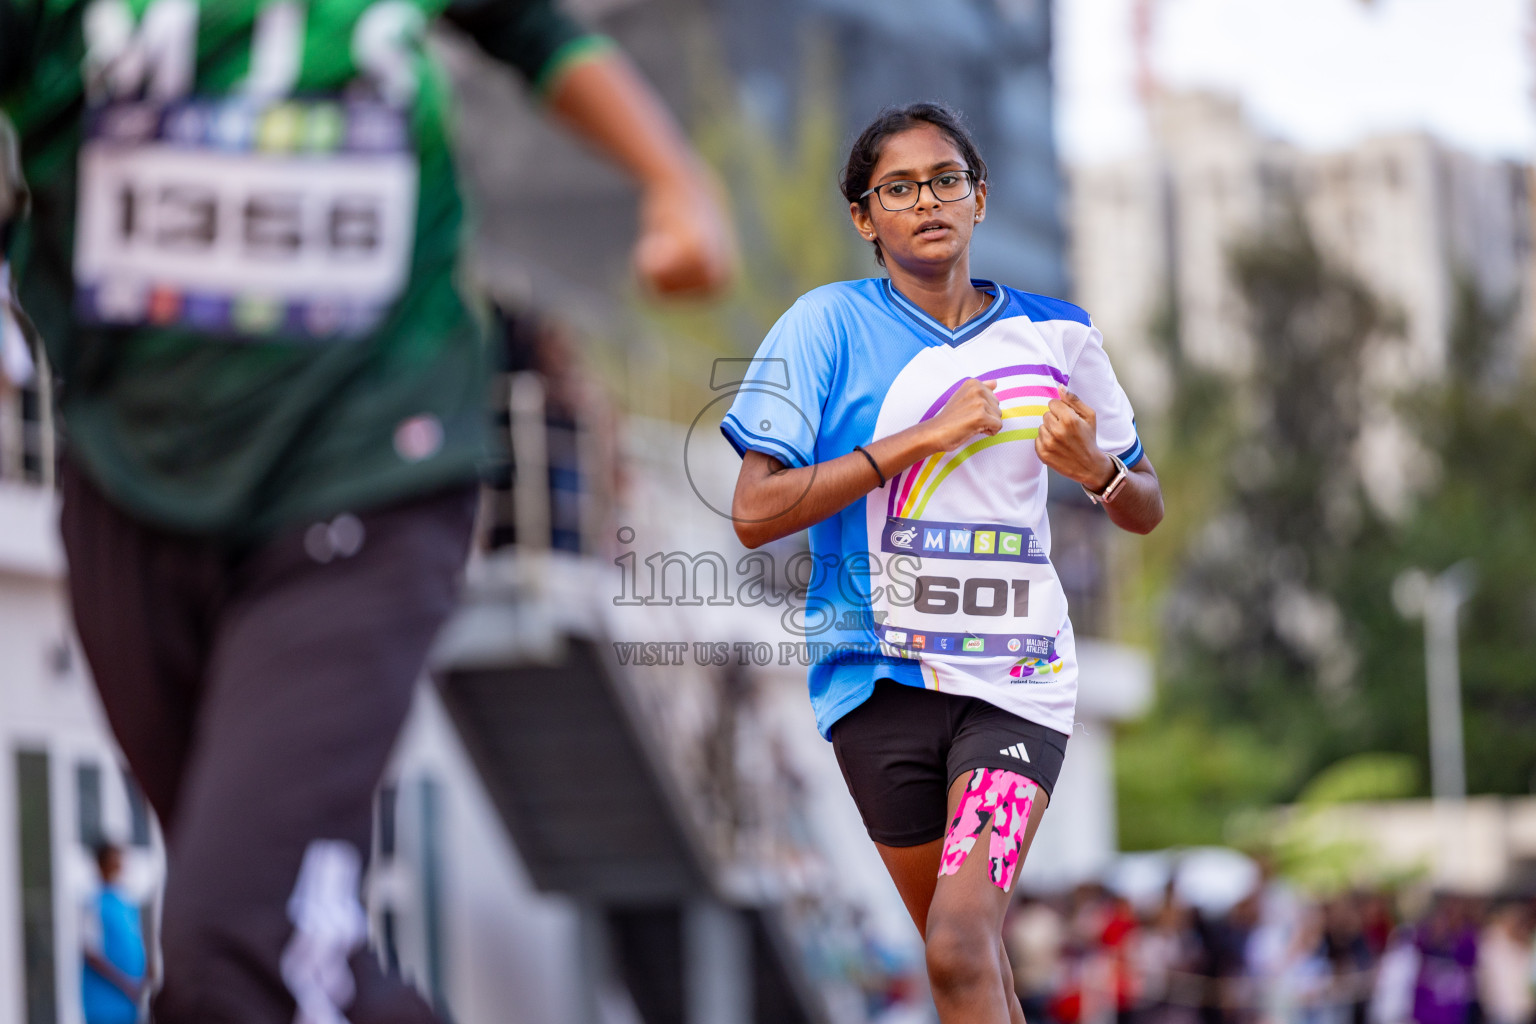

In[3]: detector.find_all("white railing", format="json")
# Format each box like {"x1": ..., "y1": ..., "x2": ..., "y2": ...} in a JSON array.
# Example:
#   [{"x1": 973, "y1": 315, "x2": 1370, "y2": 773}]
[{"x1": 0, "y1": 358, "x2": 54, "y2": 489}]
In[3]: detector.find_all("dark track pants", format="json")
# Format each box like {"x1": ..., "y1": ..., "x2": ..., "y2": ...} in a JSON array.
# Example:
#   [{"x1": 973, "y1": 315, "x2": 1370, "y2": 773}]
[{"x1": 60, "y1": 459, "x2": 477, "y2": 1024}]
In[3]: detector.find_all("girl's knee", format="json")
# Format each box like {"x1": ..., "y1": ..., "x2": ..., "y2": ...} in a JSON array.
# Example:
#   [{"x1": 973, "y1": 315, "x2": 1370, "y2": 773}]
[{"x1": 925, "y1": 911, "x2": 997, "y2": 996}]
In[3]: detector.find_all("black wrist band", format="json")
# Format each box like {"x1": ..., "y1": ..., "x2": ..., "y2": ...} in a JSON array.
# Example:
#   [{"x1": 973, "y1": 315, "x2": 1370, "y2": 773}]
[{"x1": 853, "y1": 445, "x2": 886, "y2": 487}]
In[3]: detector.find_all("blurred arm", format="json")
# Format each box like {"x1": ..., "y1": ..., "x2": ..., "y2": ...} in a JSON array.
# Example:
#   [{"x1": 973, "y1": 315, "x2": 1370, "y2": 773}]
[
  {"x1": 0, "y1": 0, "x2": 29, "y2": 244},
  {"x1": 83, "y1": 950, "x2": 141, "y2": 1000},
  {"x1": 0, "y1": 0, "x2": 26, "y2": 99},
  {"x1": 442, "y1": 0, "x2": 735, "y2": 296},
  {"x1": 542, "y1": 52, "x2": 735, "y2": 296},
  {"x1": 0, "y1": 112, "x2": 32, "y2": 391},
  {"x1": 441, "y1": 0, "x2": 600, "y2": 93},
  {"x1": 1, "y1": 120, "x2": 19, "y2": 254}
]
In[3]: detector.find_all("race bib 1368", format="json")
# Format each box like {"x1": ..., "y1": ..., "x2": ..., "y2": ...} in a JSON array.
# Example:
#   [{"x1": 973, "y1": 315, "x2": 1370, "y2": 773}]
[{"x1": 73, "y1": 98, "x2": 418, "y2": 340}]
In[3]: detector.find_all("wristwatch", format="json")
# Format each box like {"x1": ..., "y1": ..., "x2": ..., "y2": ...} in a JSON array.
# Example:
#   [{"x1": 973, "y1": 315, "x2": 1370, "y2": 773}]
[{"x1": 1082, "y1": 452, "x2": 1129, "y2": 505}]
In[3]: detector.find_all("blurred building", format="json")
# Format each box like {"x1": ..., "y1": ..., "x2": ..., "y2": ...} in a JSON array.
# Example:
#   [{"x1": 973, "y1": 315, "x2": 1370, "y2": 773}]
[
  {"x1": 448, "y1": 0, "x2": 1067, "y2": 315},
  {"x1": 709, "y1": 0, "x2": 1065, "y2": 295},
  {"x1": 0, "y1": 474, "x2": 164, "y2": 1024},
  {"x1": 1070, "y1": 91, "x2": 1533, "y2": 511}
]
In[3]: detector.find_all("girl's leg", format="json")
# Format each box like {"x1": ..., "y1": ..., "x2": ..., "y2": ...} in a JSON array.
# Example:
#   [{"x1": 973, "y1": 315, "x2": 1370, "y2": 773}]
[
  {"x1": 873, "y1": 837, "x2": 1034, "y2": 1021},
  {"x1": 874, "y1": 775, "x2": 1048, "y2": 1024},
  {"x1": 999, "y1": 939, "x2": 1027, "y2": 1024},
  {"x1": 873, "y1": 837, "x2": 941, "y2": 934}
]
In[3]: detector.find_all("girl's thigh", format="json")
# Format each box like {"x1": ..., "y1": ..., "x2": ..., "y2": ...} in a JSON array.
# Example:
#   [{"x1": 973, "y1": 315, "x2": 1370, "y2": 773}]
[{"x1": 876, "y1": 771, "x2": 1050, "y2": 937}]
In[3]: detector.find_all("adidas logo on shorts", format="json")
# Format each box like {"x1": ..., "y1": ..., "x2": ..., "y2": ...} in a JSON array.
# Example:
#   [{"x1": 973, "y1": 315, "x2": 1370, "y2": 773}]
[{"x1": 1000, "y1": 742, "x2": 1031, "y2": 763}]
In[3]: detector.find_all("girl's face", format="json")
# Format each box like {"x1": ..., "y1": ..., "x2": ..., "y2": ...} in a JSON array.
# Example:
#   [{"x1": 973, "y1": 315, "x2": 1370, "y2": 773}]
[{"x1": 850, "y1": 124, "x2": 987, "y2": 275}]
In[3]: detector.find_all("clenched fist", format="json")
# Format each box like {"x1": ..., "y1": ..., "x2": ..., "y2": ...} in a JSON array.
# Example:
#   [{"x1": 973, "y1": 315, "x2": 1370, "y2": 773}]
[
  {"x1": 926, "y1": 378, "x2": 1002, "y2": 453},
  {"x1": 634, "y1": 177, "x2": 737, "y2": 297},
  {"x1": 1037, "y1": 388, "x2": 1113, "y2": 489}
]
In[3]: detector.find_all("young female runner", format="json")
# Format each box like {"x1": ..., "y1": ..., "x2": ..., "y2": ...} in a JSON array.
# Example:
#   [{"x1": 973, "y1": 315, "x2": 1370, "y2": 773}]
[{"x1": 723, "y1": 103, "x2": 1163, "y2": 1023}]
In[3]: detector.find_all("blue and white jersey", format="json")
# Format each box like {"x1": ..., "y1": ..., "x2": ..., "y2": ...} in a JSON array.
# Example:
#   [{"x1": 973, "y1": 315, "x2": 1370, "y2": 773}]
[{"x1": 721, "y1": 278, "x2": 1144, "y2": 739}]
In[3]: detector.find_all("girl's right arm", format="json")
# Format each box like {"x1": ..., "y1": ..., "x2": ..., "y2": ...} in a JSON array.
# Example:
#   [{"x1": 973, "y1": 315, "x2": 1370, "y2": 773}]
[{"x1": 731, "y1": 378, "x2": 1001, "y2": 549}]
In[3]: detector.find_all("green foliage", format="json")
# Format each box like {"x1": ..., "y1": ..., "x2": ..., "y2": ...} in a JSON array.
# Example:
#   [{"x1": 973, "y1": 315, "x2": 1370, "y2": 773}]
[
  {"x1": 1295, "y1": 752, "x2": 1418, "y2": 806},
  {"x1": 622, "y1": 34, "x2": 865, "y2": 424},
  {"x1": 1115, "y1": 714, "x2": 1301, "y2": 850},
  {"x1": 1225, "y1": 753, "x2": 1424, "y2": 895},
  {"x1": 1120, "y1": 210, "x2": 1536, "y2": 849},
  {"x1": 1149, "y1": 211, "x2": 1393, "y2": 776},
  {"x1": 1324, "y1": 273, "x2": 1536, "y2": 795},
  {"x1": 1118, "y1": 290, "x2": 1241, "y2": 650}
]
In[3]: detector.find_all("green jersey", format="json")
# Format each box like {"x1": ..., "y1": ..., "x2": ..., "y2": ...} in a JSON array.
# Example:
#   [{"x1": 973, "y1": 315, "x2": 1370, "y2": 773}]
[{"x1": 0, "y1": 0, "x2": 605, "y2": 537}]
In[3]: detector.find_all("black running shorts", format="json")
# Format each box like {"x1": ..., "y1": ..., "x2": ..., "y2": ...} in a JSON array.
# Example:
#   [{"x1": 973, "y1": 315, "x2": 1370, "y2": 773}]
[{"x1": 829, "y1": 678, "x2": 1070, "y2": 847}]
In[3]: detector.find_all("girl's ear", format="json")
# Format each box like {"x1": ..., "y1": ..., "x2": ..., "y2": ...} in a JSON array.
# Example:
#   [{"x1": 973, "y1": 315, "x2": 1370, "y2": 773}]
[{"x1": 849, "y1": 201, "x2": 875, "y2": 240}]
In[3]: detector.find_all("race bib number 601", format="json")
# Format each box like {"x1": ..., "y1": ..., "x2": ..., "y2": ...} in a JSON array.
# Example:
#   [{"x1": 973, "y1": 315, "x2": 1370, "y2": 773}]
[{"x1": 73, "y1": 98, "x2": 418, "y2": 340}]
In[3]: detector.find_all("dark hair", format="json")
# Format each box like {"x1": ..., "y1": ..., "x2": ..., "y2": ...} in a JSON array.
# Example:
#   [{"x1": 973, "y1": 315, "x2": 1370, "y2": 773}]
[
  {"x1": 840, "y1": 102, "x2": 989, "y2": 266},
  {"x1": 93, "y1": 842, "x2": 122, "y2": 874}
]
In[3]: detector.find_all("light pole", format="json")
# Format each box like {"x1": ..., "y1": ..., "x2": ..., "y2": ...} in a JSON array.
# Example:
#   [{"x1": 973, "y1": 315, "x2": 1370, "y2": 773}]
[
  {"x1": 1392, "y1": 561, "x2": 1476, "y2": 803},
  {"x1": 1394, "y1": 561, "x2": 1475, "y2": 887}
]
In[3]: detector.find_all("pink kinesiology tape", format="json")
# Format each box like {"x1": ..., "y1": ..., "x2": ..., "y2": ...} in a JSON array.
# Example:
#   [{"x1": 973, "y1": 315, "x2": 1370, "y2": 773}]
[{"x1": 937, "y1": 768, "x2": 1038, "y2": 891}]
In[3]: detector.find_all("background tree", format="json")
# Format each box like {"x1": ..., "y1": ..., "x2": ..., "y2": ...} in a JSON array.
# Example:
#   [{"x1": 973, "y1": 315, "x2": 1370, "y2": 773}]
[
  {"x1": 1116, "y1": 208, "x2": 1536, "y2": 849},
  {"x1": 1118, "y1": 208, "x2": 1391, "y2": 847}
]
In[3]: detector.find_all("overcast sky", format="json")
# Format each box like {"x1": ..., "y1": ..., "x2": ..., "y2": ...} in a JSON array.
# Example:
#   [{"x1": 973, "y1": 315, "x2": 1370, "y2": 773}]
[{"x1": 1056, "y1": 0, "x2": 1536, "y2": 165}]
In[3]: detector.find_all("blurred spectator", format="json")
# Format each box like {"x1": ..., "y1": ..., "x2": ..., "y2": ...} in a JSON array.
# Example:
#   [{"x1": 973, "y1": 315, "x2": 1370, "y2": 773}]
[
  {"x1": 1195, "y1": 891, "x2": 1256, "y2": 1024},
  {"x1": 998, "y1": 866, "x2": 1536, "y2": 1024},
  {"x1": 1248, "y1": 864, "x2": 1304, "y2": 1024},
  {"x1": 1054, "y1": 884, "x2": 1108, "y2": 1024},
  {"x1": 1370, "y1": 923, "x2": 1421, "y2": 1024},
  {"x1": 1322, "y1": 896, "x2": 1377, "y2": 1024},
  {"x1": 1275, "y1": 905, "x2": 1333, "y2": 1024},
  {"x1": 1476, "y1": 904, "x2": 1533, "y2": 1024},
  {"x1": 81, "y1": 843, "x2": 146, "y2": 1024},
  {"x1": 1359, "y1": 893, "x2": 1398, "y2": 960},
  {"x1": 1007, "y1": 894, "x2": 1067, "y2": 1024},
  {"x1": 1103, "y1": 892, "x2": 1145, "y2": 1024},
  {"x1": 1412, "y1": 897, "x2": 1480, "y2": 1024},
  {"x1": 1137, "y1": 883, "x2": 1199, "y2": 1024}
]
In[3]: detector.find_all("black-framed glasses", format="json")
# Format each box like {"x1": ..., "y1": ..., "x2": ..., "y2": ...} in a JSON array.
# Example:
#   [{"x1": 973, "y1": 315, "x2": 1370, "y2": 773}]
[{"x1": 860, "y1": 169, "x2": 978, "y2": 212}]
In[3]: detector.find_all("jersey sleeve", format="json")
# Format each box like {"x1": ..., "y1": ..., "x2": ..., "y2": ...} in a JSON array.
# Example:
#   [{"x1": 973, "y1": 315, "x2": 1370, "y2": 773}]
[
  {"x1": 1067, "y1": 321, "x2": 1144, "y2": 468},
  {"x1": 719, "y1": 298, "x2": 835, "y2": 470},
  {"x1": 440, "y1": 0, "x2": 611, "y2": 97}
]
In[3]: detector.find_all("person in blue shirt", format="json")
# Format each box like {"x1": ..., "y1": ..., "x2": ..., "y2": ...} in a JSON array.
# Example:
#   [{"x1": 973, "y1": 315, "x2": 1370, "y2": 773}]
[
  {"x1": 725, "y1": 103, "x2": 1164, "y2": 1024},
  {"x1": 81, "y1": 843, "x2": 147, "y2": 1024}
]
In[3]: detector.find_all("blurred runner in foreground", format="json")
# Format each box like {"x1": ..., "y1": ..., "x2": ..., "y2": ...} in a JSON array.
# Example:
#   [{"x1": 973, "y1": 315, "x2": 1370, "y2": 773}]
[{"x1": 0, "y1": 1, "x2": 732, "y2": 1020}]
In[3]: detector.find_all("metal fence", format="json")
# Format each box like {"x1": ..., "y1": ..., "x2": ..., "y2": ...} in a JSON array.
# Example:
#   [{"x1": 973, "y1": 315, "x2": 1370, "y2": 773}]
[{"x1": 0, "y1": 362, "x2": 54, "y2": 489}]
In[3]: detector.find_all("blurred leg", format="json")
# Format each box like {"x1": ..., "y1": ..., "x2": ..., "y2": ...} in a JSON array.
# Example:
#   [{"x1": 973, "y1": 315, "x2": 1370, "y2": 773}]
[
  {"x1": 59, "y1": 458, "x2": 214, "y2": 830},
  {"x1": 152, "y1": 486, "x2": 475, "y2": 1024}
]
